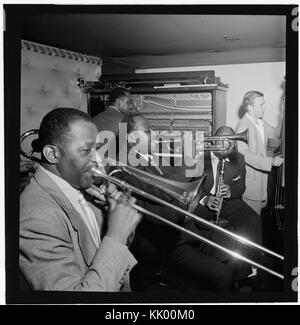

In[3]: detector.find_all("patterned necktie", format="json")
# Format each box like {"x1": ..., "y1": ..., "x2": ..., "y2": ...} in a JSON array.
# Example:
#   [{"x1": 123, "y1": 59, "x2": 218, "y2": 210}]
[{"x1": 78, "y1": 193, "x2": 100, "y2": 248}]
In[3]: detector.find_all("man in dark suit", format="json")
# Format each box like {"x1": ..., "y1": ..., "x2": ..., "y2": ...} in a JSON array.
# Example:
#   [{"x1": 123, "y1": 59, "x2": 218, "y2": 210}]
[
  {"x1": 93, "y1": 88, "x2": 133, "y2": 137},
  {"x1": 192, "y1": 126, "x2": 262, "y2": 246},
  {"x1": 177, "y1": 126, "x2": 263, "y2": 284},
  {"x1": 93, "y1": 88, "x2": 136, "y2": 161}
]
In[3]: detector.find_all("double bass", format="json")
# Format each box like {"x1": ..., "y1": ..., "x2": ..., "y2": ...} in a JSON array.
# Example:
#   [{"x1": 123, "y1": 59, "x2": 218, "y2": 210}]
[
  {"x1": 266, "y1": 78, "x2": 285, "y2": 239},
  {"x1": 273, "y1": 79, "x2": 285, "y2": 233}
]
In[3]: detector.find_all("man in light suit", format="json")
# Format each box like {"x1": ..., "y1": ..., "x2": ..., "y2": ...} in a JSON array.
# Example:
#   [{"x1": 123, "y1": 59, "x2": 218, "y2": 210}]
[
  {"x1": 20, "y1": 107, "x2": 141, "y2": 291},
  {"x1": 235, "y1": 91, "x2": 284, "y2": 215}
]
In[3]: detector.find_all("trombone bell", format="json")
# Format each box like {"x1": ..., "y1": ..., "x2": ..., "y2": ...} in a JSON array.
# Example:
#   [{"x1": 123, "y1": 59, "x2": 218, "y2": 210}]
[{"x1": 112, "y1": 163, "x2": 206, "y2": 213}]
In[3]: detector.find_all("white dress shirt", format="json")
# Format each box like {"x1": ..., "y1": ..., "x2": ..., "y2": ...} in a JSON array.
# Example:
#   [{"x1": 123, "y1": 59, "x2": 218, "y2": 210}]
[
  {"x1": 199, "y1": 152, "x2": 229, "y2": 205},
  {"x1": 210, "y1": 152, "x2": 220, "y2": 195},
  {"x1": 246, "y1": 113, "x2": 265, "y2": 145}
]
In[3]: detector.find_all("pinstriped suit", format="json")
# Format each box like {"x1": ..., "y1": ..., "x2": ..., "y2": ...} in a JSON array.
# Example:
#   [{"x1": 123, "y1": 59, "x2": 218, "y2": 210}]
[{"x1": 19, "y1": 166, "x2": 137, "y2": 291}]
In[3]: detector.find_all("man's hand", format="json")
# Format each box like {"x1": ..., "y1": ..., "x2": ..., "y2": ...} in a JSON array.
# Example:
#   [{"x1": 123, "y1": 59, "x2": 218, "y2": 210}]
[
  {"x1": 218, "y1": 184, "x2": 231, "y2": 199},
  {"x1": 272, "y1": 155, "x2": 284, "y2": 167},
  {"x1": 106, "y1": 196, "x2": 142, "y2": 246},
  {"x1": 204, "y1": 195, "x2": 222, "y2": 212},
  {"x1": 85, "y1": 183, "x2": 119, "y2": 205}
]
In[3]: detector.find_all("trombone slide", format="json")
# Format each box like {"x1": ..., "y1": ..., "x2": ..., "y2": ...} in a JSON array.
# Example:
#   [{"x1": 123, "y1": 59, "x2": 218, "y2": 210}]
[{"x1": 91, "y1": 167, "x2": 284, "y2": 280}]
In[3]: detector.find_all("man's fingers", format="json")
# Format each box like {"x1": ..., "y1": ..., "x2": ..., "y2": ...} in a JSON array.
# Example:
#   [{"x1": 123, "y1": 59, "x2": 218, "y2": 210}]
[
  {"x1": 107, "y1": 183, "x2": 118, "y2": 195},
  {"x1": 128, "y1": 196, "x2": 136, "y2": 206}
]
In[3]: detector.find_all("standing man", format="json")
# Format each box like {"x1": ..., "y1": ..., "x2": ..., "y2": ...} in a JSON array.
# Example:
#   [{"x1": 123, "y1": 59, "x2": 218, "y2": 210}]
[
  {"x1": 235, "y1": 91, "x2": 284, "y2": 215},
  {"x1": 93, "y1": 88, "x2": 133, "y2": 137},
  {"x1": 93, "y1": 88, "x2": 134, "y2": 160},
  {"x1": 20, "y1": 107, "x2": 141, "y2": 291}
]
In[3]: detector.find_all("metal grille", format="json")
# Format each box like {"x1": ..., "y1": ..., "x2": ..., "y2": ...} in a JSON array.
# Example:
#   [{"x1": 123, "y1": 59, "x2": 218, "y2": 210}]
[
  {"x1": 147, "y1": 119, "x2": 212, "y2": 134},
  {"x1": 132, "y1": 93, "x2": 213, "y2": 134},
  {"x1": 138, "y1": 93, "x2": 212, "y2": 111}
]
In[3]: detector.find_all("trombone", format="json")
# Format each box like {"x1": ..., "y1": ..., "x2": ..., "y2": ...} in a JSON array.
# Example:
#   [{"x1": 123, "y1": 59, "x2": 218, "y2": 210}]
[
  {"x1": 20, "y1": 128, "x2": 284, "y2": 280},
  {"x1": 91, "y1": 165, "x2": 284, "y2": 280}
]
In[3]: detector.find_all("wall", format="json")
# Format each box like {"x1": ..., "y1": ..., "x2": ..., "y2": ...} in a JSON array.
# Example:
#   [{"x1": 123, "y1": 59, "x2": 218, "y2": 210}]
[
  {"x1": 137, "y1": 61, "x2": 285, "y2": 129},
  {"x1": 21, "y1": 40, "x2": 102, "y2": 137},
  {"x1": 102, "y1": 60, "x2": 135, "y2": 75}
]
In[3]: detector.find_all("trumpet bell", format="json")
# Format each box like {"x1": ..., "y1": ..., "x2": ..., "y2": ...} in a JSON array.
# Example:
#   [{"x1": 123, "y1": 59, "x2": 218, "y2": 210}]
[{"x1": 229, "y1": 129, "x2": 248, "y2": 144}]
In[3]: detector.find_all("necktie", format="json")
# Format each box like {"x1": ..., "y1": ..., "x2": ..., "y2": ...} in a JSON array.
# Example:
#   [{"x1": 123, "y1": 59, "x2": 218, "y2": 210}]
[{"x1": 78, "y1": 193, "x2": 100, "y2": 248}]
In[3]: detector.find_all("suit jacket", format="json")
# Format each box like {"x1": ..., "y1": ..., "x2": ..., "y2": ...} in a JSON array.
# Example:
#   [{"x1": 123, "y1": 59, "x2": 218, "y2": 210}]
[
  {"x1": 235, "y1": 114, "x2": 278, "y2": 201},
  {"x1": 19, "y1": 166, "x2": 137, "y2": 291},
  {"x1": 93, "y1": 106, "x2": 125, "y2": 135},
  {"x1": 202, "y1": 151, "x2": 246, "y2": 200}
]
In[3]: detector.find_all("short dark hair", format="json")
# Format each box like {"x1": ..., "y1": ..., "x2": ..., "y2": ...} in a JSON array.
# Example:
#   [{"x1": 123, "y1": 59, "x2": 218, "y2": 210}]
[
  {"x1": 38, "y1": 107, "x2": 93, "y2": 152},
  {"x1": 242, "y1": 91, "x2": 264, "y2": 111},
  {"x1": 109, "y1": 88, "x2": 130, "y2": 105}
]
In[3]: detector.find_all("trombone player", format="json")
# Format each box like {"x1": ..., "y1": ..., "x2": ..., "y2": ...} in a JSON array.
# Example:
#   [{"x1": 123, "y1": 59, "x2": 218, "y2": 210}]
[{"x1": 19, "y1": 108, "x2": 141, "y2": 291}]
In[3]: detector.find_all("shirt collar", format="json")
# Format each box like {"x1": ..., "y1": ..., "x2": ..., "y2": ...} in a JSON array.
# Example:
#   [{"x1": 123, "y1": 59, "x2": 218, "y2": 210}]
[
  {"x1": 39, "y1": 164, "x2": 82, "y2": 202},
  {"x1": 211, "y1": 152, "x2": 230, "y2": 162},
  {"x1": 246, "y1": 112, "x2": 263, "y2": 125},
  {"x1": 109, "y1": 105, "x2": 121, "y2": 113}
]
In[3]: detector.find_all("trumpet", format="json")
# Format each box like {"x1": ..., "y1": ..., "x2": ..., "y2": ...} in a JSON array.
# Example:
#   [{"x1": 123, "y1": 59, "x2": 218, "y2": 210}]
[{"x1": 154, "y1": 129, "x2": 248, "y2": 157}]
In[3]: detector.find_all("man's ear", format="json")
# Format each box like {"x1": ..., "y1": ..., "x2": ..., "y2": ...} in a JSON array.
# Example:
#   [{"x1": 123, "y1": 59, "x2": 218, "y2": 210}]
[
  {"x1": 42, "y1": 145, "x2": 60, "y2": 164},
  {"x1": 115, "y1": 97, "x2": 121, "y2": 108},
  {"x1": 246, "y1": 104, "x2": 252, "y2": 113}
]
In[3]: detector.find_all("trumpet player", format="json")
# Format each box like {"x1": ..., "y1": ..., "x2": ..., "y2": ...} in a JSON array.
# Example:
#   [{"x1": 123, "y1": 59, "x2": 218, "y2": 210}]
[
  {"x1": 116, "y1": 116, "x2": 238, "y2": 292},
  {"x1": 189, "y1": 126, "x2": 263, "y2": 282},
  {"x1": 19, "y1": 107, "x2": 141, "y2": 291}
]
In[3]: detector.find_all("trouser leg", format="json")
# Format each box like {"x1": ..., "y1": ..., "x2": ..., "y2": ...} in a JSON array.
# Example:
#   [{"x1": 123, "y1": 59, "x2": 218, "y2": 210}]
[{"x1": 170, "y1": 244, "x2": 234, "y2": 291}]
